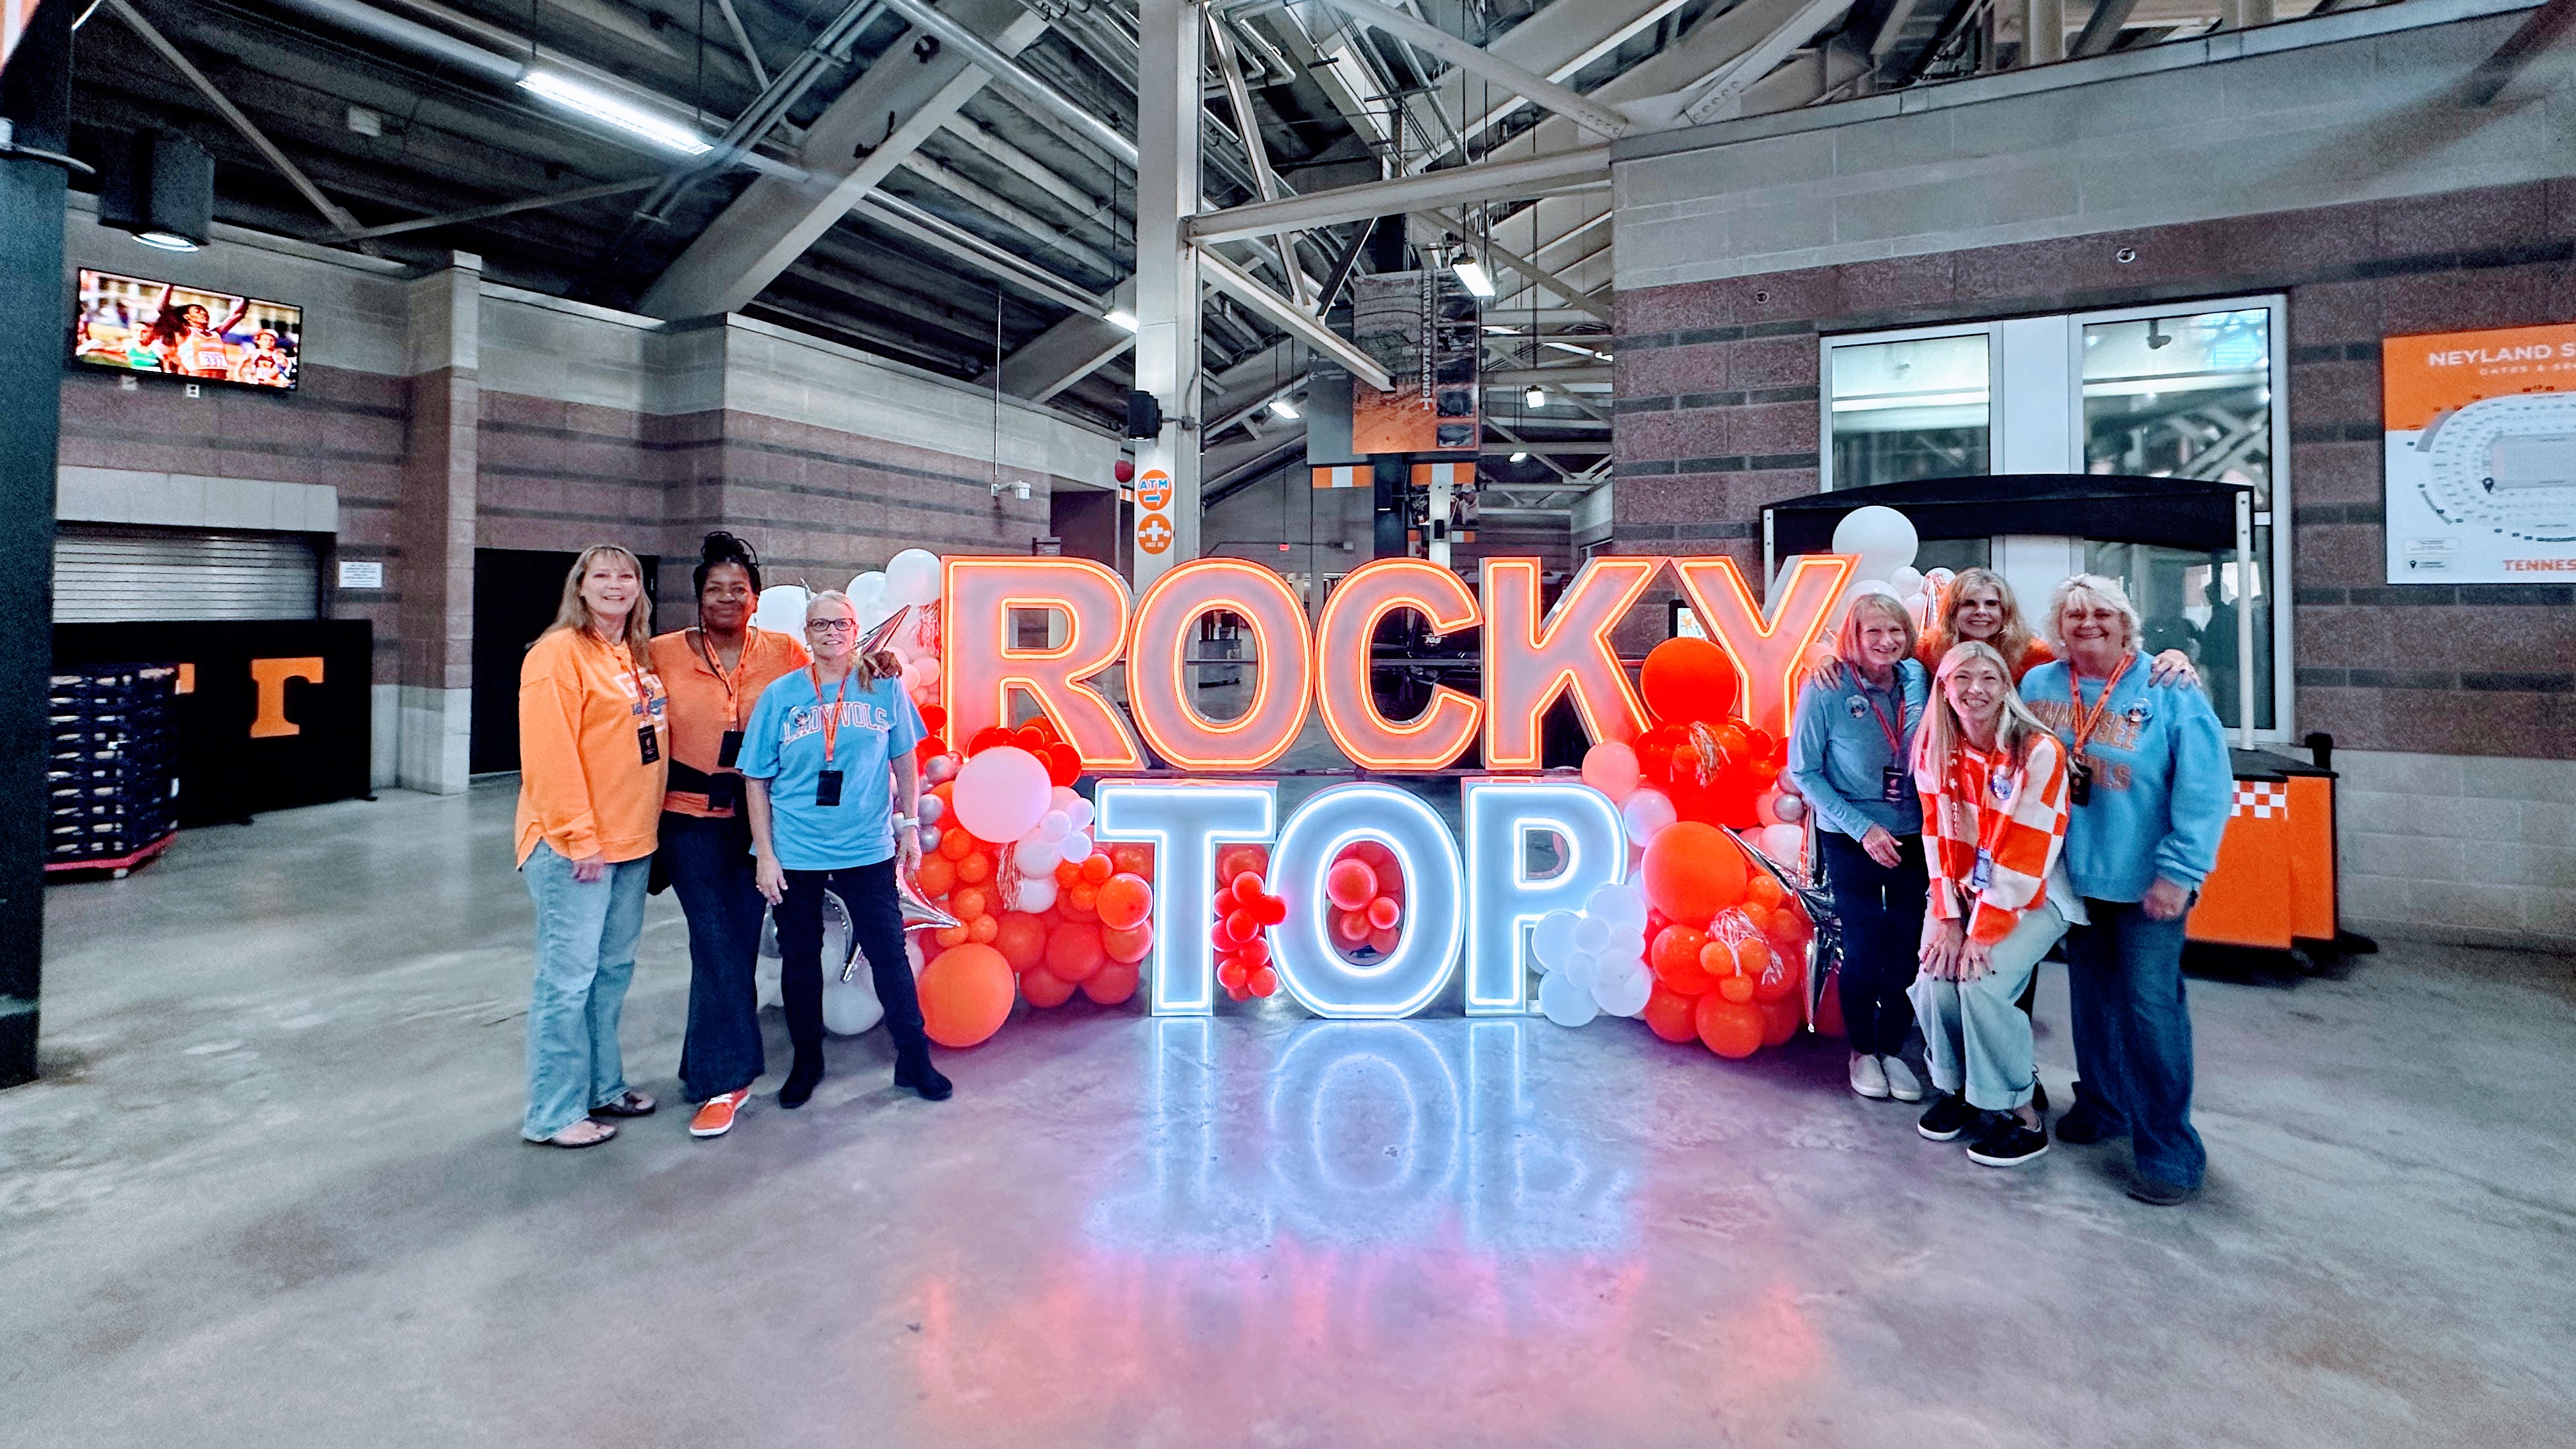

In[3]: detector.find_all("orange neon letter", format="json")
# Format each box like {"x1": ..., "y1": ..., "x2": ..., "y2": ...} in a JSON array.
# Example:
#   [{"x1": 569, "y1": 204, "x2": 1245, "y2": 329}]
[
  {"x1": 1479, "y1": 556, "x2": 1661, "y2": 770},
  {"x1": 1670, "y1": 554, "x2": 1855, "y2": 741},
  {"x1": 1313, "y1": 558, "x2": 1483, "y2": 772},
  {"x1": 248, "y1": 656, "x2": 324, "y2": 738},
  {"x1": 941, "y1": 556, "x2": 1143, "y2": 772},
  {"x1": 1125, "y1": 558, "x2": 1314, "y2": 772}
]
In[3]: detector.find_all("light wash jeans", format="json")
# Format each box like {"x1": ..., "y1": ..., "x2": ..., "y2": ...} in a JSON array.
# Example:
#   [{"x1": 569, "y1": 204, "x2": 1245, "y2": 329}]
[
  {"x1": 1910, "y1": 898, "x2": 2067, "y2": 1112},
  {"x1": 522, "y1": 842, "x2": 652, "y2": 1140}
]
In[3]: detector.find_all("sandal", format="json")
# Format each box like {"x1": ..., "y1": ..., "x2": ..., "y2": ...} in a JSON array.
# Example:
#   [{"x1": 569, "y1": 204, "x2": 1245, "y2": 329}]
[
  {"x1": 534, "y1": 1120, "x2": 617, "y2": 1149},
  {"x1": 590, "y1": 1091, "x2": 657, "y2": 1118}
]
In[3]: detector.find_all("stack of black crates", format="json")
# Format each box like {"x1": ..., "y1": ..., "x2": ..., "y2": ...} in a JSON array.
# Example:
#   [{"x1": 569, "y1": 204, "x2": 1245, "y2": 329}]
[{"x1": 47, "y1": 663, "x2": 180, "y2": 873}]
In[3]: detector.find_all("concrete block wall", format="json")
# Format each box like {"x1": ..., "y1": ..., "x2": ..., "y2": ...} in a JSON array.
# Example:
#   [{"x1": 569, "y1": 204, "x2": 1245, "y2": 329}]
[{"x1": 1605, "y1": 0, "x2": 2576, "y2": 947}]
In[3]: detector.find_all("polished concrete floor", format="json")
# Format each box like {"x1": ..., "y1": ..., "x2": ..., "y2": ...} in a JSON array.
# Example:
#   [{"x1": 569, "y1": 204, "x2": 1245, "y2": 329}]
[{"x1": 7, "y1": 782, "x2": 2573, "y2": 1448}]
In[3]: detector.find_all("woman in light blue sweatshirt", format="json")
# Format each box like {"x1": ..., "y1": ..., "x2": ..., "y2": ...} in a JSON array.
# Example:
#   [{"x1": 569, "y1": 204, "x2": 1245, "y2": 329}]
[
  {"x1": 1788, "y1": 591, "x2": 1932, "y2": 1104},
  {"x1": 2020, "y1": 574, "x2": 2233, "y2": 1206}
]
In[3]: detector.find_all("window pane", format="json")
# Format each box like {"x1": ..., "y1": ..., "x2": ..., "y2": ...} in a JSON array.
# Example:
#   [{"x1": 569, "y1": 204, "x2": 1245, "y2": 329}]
[
  {"x1": 1829, "y1": 334, "x2": 1990, "y2": 487},
  {"x1": 2082, "y1": 310, "x2": 2272, "y2": 506},
  {"x1": 2080, "y1": 534, "x2": 2273, "y2": 733}
]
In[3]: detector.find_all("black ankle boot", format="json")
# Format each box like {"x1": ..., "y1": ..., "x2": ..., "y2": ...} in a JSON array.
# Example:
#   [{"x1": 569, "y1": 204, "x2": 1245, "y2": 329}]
[
  {"x1": 780, "y1": 1053, "x2": 824, "y2": 1109},
  {"x1": 894, "y1": 1052, "x2": 951, "y2": 1102}
]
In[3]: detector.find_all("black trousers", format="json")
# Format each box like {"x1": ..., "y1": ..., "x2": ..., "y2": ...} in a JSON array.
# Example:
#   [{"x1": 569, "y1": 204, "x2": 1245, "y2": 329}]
[
  {"x1": 1817, "y1": 828, "x2": 1928, "y2": 1058},
  {"x1": 773, "y1": 859, "x2": 931, "y2": 1067}
]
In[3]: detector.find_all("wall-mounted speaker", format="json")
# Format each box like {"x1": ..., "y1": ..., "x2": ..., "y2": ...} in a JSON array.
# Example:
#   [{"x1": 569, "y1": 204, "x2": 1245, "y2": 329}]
[{"x1": 99, "y1": 131, "x2": 213, "y2": 252}]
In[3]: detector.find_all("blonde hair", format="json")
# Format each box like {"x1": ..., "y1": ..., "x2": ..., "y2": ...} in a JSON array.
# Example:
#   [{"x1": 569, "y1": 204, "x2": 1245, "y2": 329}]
[
  {"x1": 805, "y1": 589, "x2": 903, "y2": 682},
  {"x1": 547, "y1": 544, "x2": 654, "y2": 656},
  {"x1": 1833, "y1": 590, "x2": 1918, "y2": 673},
  {"x1": 1926, "y1": 567, "x2": 2039, "y2": 673},
  {"x1": 2043, "y1": 572, "x2": 2143, "y2": 654},
  {"x1": 1921, "y1": 641, "x2": 2056, "y2": 778}
]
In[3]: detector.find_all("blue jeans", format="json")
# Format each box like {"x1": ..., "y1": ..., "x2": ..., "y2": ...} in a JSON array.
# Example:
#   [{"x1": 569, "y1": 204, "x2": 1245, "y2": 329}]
[
  {"x1": 1817, "y1": 828, "x2": 1927, "y2": 1058},
  {"x1": 2065, "y1": 898, "x2": 2208, "y2": 1188},
  {"x1": 1911, "y1": 900, "x2": 2066, "y2": 1111},
  {"x1": 661, "y1": 813, "x2": 769, "y2": 1102},
  {"x1": 522, "y1": 842, "x2": 652, "y2": 1140}
]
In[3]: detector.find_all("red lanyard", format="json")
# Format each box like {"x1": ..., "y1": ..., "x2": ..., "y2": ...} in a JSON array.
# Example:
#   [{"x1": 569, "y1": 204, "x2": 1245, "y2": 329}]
[
  {"x1": 809, "y1": 664, "x2": 852, "y2": 764},
  {"x1": 2066, "y1": 652, "x2": 2135, "y2": 753},
  {"x1": 1861, "y1": 674, "x2": 1907, "y2": 757}
]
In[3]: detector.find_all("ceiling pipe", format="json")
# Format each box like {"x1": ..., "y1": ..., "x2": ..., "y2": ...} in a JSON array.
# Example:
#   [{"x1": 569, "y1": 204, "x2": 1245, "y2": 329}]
[{"x1": 874, "y1": 0, "x2": 1140, "y2": 170}]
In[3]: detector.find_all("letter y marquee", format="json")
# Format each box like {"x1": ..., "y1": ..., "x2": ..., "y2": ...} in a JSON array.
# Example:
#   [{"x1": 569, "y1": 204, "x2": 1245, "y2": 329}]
[
  {"x1": 941, "y1": 556, "x2": 1145, "y2": 771},
  {"x1": 1670, "y1": 555, "x2": 1854, "y2": 740},
  {"x1": 1480, "y1": 556, "x2": 1660, "y2": 770}
]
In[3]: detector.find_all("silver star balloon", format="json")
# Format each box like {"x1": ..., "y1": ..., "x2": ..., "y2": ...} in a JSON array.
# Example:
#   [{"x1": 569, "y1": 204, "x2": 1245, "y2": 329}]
[{"x1": 1725, "y1": 825, "x2": 1843, "y2": 1028}]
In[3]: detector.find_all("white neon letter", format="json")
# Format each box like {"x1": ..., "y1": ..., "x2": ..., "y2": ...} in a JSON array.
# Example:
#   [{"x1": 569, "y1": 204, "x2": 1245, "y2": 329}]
[
  {"x1": 1093, "y1": 779, "x2": 1277, "y2": 1017},
  {"x1": 1266, "y1": 783, "x2": 1464, "y2": 1020},
  {"x1": 1462, "y1": 779, "x2": 1627, "y2": 1017}
]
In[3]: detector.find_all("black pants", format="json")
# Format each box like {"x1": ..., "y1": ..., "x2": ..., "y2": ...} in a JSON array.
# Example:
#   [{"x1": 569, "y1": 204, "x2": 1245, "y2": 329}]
[
  {"x1": 774, "y1": 859, "x2": 931, "y2": 1069},
  {"x1": 1817, "y1": 828, "x2": 1928, "y2": 1058}
]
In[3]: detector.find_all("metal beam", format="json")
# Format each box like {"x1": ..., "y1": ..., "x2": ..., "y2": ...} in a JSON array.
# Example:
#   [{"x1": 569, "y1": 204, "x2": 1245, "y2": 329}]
[
  {"x1": 1248, "y1": 0, "x2": 1635, "y2": 139},
  {"x1": 333, "y1": 176, "x2": 658, "y2": 240},
  {"x1": 877, "y1": 0, "x2": 1137, "y2": 170},
  {"x1": 1134, "y1": 0, "x2": 1203, "y2": 582},
  {"x1": 2465, "y1": 0, "x2": 2576, "y2": 106},
  {"x1": 850, "y1": 193, "x2": 1106, "y2": 316},
  {"x1": 1188, "y1": 144, "x2": 1611, "y2": 244},
  {"x1": 2071, "y1": 0, "x2": 2140, "y2": 56},
  {"x1": 1207, "y1": 7, "x2": 1312, "y2": 306},
  {"x1": 1415, "y1": 0, "x2": 1693, "y2": 172},
  {"x1": 1198, "y1": 247, "x2": 1394, "y2": 393},
  {"x1": 714, "y1": 0, "x2": 771, "y2": 89},
  {"x1": 1413, "y1": 210, "x2": 1612, "y2": 323}
]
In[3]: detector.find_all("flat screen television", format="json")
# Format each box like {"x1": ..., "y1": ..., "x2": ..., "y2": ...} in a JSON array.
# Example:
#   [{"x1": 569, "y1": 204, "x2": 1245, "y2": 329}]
[{"x1": 71, "y1": 268, "x2": 302, "y2": 390}]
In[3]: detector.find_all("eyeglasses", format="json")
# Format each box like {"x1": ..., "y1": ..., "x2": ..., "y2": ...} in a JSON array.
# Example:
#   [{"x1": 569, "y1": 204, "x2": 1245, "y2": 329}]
[{"x1": 805, "y1": 618, "x2": 858, "y2": 635}]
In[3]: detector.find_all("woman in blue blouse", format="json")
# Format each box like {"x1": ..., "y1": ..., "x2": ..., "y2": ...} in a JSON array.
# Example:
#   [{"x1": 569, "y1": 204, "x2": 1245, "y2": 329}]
[
  {"x1": 741, "y1": 590, "x2": 947, "y2": 1112},
  {"x1": 1788, "y1": 591, "x2": 1932, "y2": 1103}
]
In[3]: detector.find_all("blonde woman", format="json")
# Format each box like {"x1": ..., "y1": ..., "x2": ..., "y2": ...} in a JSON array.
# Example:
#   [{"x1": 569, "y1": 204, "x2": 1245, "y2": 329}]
[
  {"x1": 2021, "y1": 574, "x2": 2232, "y2": 1205},
  {"x1": 516, "y1": 545, "x2": 667, "y2": 1148},
  {"x1": 1923, "y1": 567, "x2": 2198, "y2": 687},
  {"x1": 1910, "y1": 642, "x2": 2075, "y2": 1168},
  {"x1": 1787, "y1": 590, "x2": 1930, "y2": 1102}
]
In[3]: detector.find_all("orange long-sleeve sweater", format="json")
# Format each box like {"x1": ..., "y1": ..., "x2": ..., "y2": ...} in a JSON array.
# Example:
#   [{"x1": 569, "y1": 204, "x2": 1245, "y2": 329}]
[{"x1": 514, "y1": 626, "x2": 669, "y2": 867}]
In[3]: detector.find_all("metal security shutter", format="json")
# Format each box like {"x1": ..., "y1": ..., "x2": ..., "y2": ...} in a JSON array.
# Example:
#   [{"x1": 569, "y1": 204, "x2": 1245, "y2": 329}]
[{"x1": 53, "y1": 526, "x2": 320, "y2": 623}]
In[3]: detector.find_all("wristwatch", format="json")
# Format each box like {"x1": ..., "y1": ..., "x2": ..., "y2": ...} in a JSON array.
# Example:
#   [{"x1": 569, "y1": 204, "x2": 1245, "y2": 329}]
[{"x1": 891, "y1": 811, "x2": 919, "y2": 831}]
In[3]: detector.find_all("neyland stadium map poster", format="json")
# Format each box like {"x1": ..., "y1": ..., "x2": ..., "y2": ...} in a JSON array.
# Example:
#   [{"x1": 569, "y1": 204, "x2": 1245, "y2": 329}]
[{"x1": 2384, "y1": 321, "x2": 2576, "y2": 584}]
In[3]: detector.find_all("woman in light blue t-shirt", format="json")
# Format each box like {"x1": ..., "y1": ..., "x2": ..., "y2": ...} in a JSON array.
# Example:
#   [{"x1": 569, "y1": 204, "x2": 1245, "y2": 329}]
[{"x1": 741, "y1": 590, "x2": 944, "y2": 1109}]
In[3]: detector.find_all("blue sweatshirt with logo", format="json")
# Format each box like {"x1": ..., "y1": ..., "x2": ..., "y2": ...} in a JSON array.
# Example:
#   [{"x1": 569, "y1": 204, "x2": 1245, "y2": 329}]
[
  {"x1": 1787, "y1": 659, "x2": 1930, "y2": 840},
  {"x1": 2019, "y1": 656, "x2": 2233, "y2": 902}
]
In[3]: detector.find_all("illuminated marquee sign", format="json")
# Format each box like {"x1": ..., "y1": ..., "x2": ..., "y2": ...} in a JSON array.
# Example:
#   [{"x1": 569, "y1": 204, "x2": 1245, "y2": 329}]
[{"x1": 943, "y1": 553, "x2": 1854, "y2": 1020}]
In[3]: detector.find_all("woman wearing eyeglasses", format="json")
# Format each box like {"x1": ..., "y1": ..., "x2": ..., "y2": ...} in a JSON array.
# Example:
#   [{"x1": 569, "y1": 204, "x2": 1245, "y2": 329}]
[{"x1": 739, "y1": 590, "x2": 947, "y2": 1110}]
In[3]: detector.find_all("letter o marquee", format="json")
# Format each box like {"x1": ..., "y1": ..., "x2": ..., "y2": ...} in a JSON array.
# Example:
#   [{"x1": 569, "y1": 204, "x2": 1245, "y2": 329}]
[{"x1": 1125, "y1": 558, "x2": 1316, "y2": 772}]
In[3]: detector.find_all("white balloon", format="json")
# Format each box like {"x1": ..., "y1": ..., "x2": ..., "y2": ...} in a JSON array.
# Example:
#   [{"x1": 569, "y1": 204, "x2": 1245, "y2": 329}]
[
  {"x1": 1830, "y1": 504, "x2": 1920, "y2": 582},
  {"x1": 1539, "y1": 968, "x2": 1599, "y2": 1028},
  {"x1": 1050, "y1": 785, "x2": 1081, "y2": 813},
  {"x1": 1065, "y1": 798, "x2": 1095, "y2": 831},
  {"x1": 751, "y1": 584, "x2": 811, "y2": 636},
  {"x1": 1573, "y1": 914, "x2": 1611, "y2": 955},
  {"x1": 1036, "y1": 810, "x2": 1071, "y2": 842},
  {"x1": 1011, "y1": 872, "x2": 1058, "y2": 913},
  {"x1": 1924, "y1": 567, "x2": 1957, "y2": 590},
  {"x1": 1015, "y1": 836, "x2": 1061, "y2": 876},
  {"x1": 883, "y1": 548, "x2": 943, "y2": 606},
  {"x1": 1060, "y1": 829, "x2": 1093, "y2": 861},
  {"x1": 821, "y1": 974, "x2": 883, "y2": 1036},
  {"x1": 1585, "y1": 881, "x2": 1646, "y2": 931},
  {"x1": 1608, "y1": 927, "x2": 1646, "y2": 963},
  {"x1": 1888, "y1": 565, "x2": 1926, "y2": 597},
  {"x1": 849, "y1": 570, "x2": 889, "y2": 603},
  {"x1": 1592, "y1": 957, "x2": 1654, "y2": 1017},
  {"x1": 1532, "y1": 910, "x2": 1580, "y2": 972},
  {"x1": 1621, "y1": 788, "x2": 1676, "y2": 848},
  {"x1": 856, "y1": 597, "x2": 896, "y2": 630}
]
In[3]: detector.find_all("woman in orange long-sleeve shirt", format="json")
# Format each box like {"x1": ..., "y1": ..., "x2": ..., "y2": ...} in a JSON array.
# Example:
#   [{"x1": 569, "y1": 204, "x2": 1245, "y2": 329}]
[{"x1": 516, "y1": 545, "x2": 668, "y2": 1148}]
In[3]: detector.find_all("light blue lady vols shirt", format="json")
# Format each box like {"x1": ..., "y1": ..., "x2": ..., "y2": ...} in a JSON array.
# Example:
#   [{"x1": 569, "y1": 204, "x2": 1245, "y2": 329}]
[
  {"x1": 737, "y1": 667, "x2": 926, "y2": 871},
  {"x1": 1788, "y1": 658, "x2": 1931, "y2": 840},
  {"x1": 2020, "y1": 657, "x2": 2231, "y2": 904}
]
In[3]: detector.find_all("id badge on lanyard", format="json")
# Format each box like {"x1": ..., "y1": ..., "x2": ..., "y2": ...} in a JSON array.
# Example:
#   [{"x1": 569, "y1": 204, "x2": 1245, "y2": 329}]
[
  {"x1": 1864, "y1": 683, "x2": 1909, "y2": 803},
  {"x1": 2064, "y1": 656, "x2": 2132, "y2": 808},
  {"x1": 811, "y1": 665, "x2": 852, "y2": 808}
]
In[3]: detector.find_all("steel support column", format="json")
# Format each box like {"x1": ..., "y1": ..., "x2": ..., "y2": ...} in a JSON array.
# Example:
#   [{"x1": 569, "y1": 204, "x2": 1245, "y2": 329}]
[
  {"x1": 1133, "y1": 0, "x2": 1203, "y2": 586},
  {"x1": 1, "y1": 0, "x2": 73, "y2": 1089}
]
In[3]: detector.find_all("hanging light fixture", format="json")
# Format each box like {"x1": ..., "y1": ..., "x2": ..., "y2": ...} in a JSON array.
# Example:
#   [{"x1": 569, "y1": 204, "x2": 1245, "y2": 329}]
[{"x1": 1524, "y1": 385, "x2": 1547, "y2": 411}]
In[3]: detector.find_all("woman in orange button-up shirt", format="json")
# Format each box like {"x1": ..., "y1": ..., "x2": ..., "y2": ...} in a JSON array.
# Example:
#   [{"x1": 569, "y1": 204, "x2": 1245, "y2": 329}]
[
  {"x1": 516, "y1": 544, "x2": 667, "y2": 1149},
  {"x1": 646, "y1": 533, "x2": 808, "y2": 1140}
]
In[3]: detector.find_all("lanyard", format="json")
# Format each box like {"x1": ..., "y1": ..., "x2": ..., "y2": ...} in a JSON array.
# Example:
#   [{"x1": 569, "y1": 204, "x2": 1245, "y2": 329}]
[
  {"x1": 2066, "y1": 652, "x2": 2136, "y2": 753},
  {"x1": 693, "y1": 628, "x2": 752, "y2": 727},
  {"x1": 1860, "y1": 674, "x2": 1907, "y2": 758},
  {"x1": 602, "y1": 636, "x2": 652, "y2": 714},
  {"x1": 1956, "y1": 746, "x2": 2017, "y2": 857},
  {"x1": 809, "y1": 664, "x2": 854, "y2": 764}
]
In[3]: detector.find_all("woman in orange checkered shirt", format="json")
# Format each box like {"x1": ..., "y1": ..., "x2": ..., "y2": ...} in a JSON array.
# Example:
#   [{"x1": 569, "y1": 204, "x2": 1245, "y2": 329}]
[{"x1": 1907, "y1": 641, "x2": 2077, "y2": 1168}]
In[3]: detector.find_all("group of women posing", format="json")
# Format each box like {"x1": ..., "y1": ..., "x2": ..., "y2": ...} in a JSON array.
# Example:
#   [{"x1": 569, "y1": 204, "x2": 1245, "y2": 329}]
[
  {"x1": 511, "y1": 533, "x2": 947, "y2": 1149},
  {"x1": 1788, "y1": 568, "x2": 2233, "y2": 1205}
]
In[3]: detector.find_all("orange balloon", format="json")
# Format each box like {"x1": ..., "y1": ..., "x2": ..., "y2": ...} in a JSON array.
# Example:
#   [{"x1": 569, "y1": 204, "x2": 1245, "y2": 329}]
[
  {"x1": 1739, "y1": 901, "x2": 1774, "y2": 934},
  {"x1": 950, "y1": 886, "x2": 989, "y2": 923},
  {"x1": 1083, "y1": 961, "x2": 1139, "y2": 1005},
  {"x1": 1365, "y1": 895, "x2": 1402, "y2": 930},
  {"x1": 1650, "y1": 925, "x2": 1712, "y2": 993},
  {"x1": 992, "y1": 912, "x2": 1048, "y2": 973},
  {"x1": 915, "y1": 856, "x2": 957, "y2": 898},
  {"x1": 1045, "y1": 919, "x2": 1106, "y2": 982},
  {"x1": 1366, "y1": 925, "x2": 1402, "y2": 956},
  {"x1": 1716, "y1": 974, "x2": 1756, "y2": 1004},
  {"x1": 920, "y1": 943, "x2": 1015, "y2": 1048},
  {"x1": 1067, "y1": 881, "x2": 1099, "y2": 914},
  {"x1": 1746, "y1": 873, "x2": 1785, "y2": 909},
  {"x1": 966, "y1": 915, "x2": 998, "y2": 943},
  {"x1": 1217, "y1": 957, "x2": 1249, "y2": 992},
  {"x1": 1096, "y1": 872, "x2": 1154, "y2": 931},
  {"x1": 1233, "y1": 935, "x2": 1270, "y2": 970},
  {"x1": 933, "y1": 924, "x2": 968, "y2": 949},
  {"x1": 1733, "y1": 936, "x2": 1769, "y2": 972},
  {"x1": 1081, "y1": 853, "x2": 1113, "y2": 884},
  {"x1": 1752, "y1": 946, "x2": 1800, "y2": 1002},
  {"x1": 1102, "y1": 919, "x2": 1153, "y2": 964},
  {"x1": 1643, "y1": 985, "x2": 1699, "y2": 1043},
  {"x1": 1054, "y1": 859, "x2": 1084, "y2": 887},
  {"x1": 1020, "y1": 965, "x2": 1076, "y2": 1008},
  {"x1": 957, "y1": 851, "x2": 992, "y2": 885},
  {"x1": 1641, "y1": 636, "x2": 1740, "y2": 725},
  {"x1": 1759, "y1": 995, "x2": 1804, "y2": 1046},
  {"x1": 1331, "y1": 908, "x2": 1371, "y2": 946},
  {"x1": 1814, "y1": 968, "x2": 1847, "y2": 1036},
  {"x1": 1109, "y1": 842, "x2": 1154, "y2": 876},
  {"x1": 1325, "y1": 859, "x2": 1378, "y2": 911},
  {"x1": 1641, "y1": 821, "x2": 1747, "y2": 924},
  {"x1": 1695, "y1": 994, "x2": 1765, "y2": 1059}
]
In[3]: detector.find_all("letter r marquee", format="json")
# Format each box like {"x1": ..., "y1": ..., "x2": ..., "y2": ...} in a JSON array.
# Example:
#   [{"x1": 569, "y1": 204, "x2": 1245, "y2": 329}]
[{"x1": 941, "y1": 556, "x2": 1144, "y2": 771}]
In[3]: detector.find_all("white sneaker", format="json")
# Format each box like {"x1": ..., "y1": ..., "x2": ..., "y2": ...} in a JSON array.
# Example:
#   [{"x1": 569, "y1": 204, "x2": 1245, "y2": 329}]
[
  {"x1": 1881, "y1": 1056, "x2": 1924, "y2": 1103},
  {"x1": 1849, "y1": 1052, "x2": 1889, "y2": 1099}
]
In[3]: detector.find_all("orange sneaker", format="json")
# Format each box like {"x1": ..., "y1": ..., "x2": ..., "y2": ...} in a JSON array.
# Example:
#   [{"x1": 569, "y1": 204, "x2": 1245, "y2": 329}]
[{"x1": 689, "y1": 1089, "x2": 749, "y2": 1139}]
